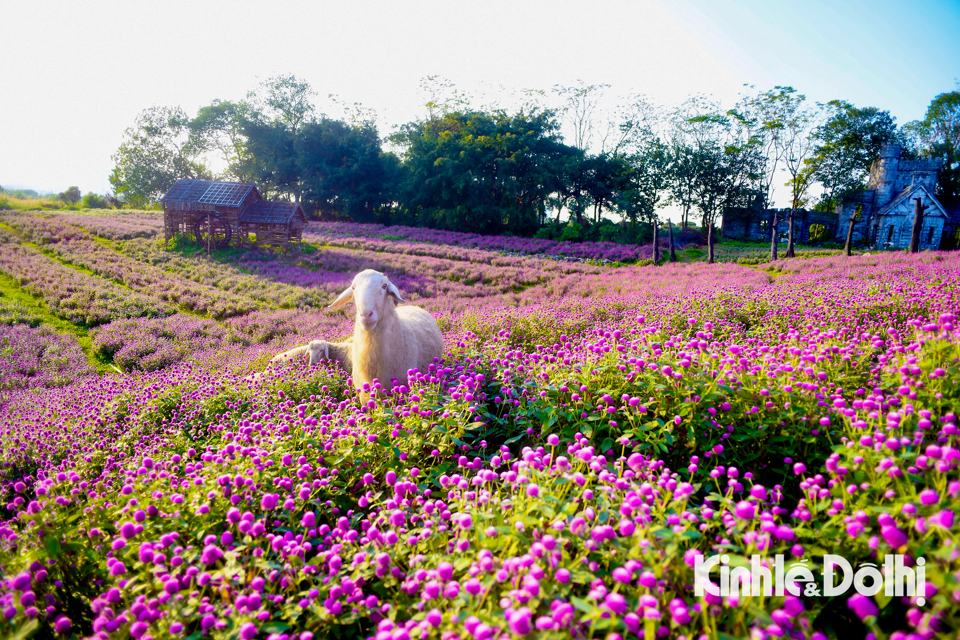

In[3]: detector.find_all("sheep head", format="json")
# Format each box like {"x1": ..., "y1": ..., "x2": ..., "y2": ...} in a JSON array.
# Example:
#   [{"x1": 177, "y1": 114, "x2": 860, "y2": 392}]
[
  {"x1": 307, "y1": 340, "x2": 328, "y2": 365},
  {"x1": 328, "y1": 269, "x2": 403, "y2": 331}
]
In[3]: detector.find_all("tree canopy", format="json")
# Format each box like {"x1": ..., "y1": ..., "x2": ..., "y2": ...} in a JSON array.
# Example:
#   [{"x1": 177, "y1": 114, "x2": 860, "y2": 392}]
[{"x1": 108, "y1": 77, "x2": 957, "y2": 246}]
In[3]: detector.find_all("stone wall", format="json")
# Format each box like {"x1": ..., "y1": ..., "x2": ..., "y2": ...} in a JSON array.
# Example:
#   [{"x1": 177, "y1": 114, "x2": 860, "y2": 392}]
[{"x1": 722, "y1": 207, "x2": 839, "y2": 243}]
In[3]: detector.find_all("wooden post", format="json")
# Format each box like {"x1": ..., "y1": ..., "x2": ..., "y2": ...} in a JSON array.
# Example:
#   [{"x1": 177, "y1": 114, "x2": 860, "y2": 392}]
[
  {"x1": 668, "y1": 221, "x2": 677, "y2": 262},
  {"x1": 652, "y1": 219, "x2": 660, "y2": 264},
  {"x1": 909, "y1": 197, "x2": 927, "y2": 253}
]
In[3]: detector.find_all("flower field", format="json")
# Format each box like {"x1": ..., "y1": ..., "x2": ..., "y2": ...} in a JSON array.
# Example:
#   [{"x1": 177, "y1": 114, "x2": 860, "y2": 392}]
[{"x1": 0, "y1": 209, "x2": 958, "y2": 640}]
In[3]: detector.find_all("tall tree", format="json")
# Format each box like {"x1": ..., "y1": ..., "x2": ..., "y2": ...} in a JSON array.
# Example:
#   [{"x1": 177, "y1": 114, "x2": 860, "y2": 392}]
[
  {"x1": 902, "y1": 90, "x2": 960, "y2": 208},
  {"x1": 776, "y1": 94, "x2": 822, "y2": 257},
  {"x1": 189, "y1": 100, "x2": 251, "y2": 181},
  {"x1": 246, "y1": 74, "x2": 316, "y2": 138},
  {"x1": 110, "y1": 106, "x2": 210, "y2": 208},
  {"x1": 296, "y1": 118, "x2": 399, "y2": 222},
  {"x1": 807, "y1": 100, "x2": 898, "y2": 208},
  {"x1": 392, "y1": 108, "x2": 574, "y2": 235},
  {"x1": 676, "y1": 99, "x2": 762, "y2": 263}
]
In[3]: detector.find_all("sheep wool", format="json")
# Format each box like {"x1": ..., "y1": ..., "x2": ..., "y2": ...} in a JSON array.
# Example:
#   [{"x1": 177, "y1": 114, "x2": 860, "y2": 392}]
[{"x1": 326, "y1": 269, "x2": 443, "y2": 394}]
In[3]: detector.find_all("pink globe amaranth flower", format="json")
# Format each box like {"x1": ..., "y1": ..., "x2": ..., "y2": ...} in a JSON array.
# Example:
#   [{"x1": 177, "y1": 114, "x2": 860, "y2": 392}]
[
  {"x1": 750, "y1": 485, "x2": 767, "y2": 501},
  {"x1": 604, "y1": 592, "x2": 627, "y2": 615},
  {"x1": 618, "y1": 518, "x2": 636, "y2": 537},
  {"x1": 464, "y1": 578, "x2": 483, "y2": 595},
  {"x1": 120, "y1": 522, "x2": 137, "y2": 540},
  {"x1": 612, "y1": 567, "x2": 632, "y2": 584},
  {"x1": 11, "y1": 572, "x2": 31, "y2": 591},
  {"x1": 555, "y1": 568, "x2": 571, "y2": 584},
  {"x1": 526, "y1": 483, "x2": 540, "y2": 497},
  {"x1": 54, "y1": 616, "x2": 72, "y2": 634},
  {"x1": 170, "y1": 622, "x2": 184, "y2": 635},
  {"x1": 734, "y1": 501, "x2": 756, "y2": 520},
  {"x1": 508, "y1": 607, "x2": 532, "y2": 635},
  {"x1": 240, "y1": 622, "x2": 258, "y2": 640},
  {"x1": 109, "y1": 562, "x2": 126, "y2": 576},
  {"x1": 201, "y1": 544, "x2": 223, "y2": 564},
  {"x1": 639, "y1": 570, "x2": 657, "y2": 588},
  {"x1": 847, "y1": 594, "x2": 878, "y2": 620},
  {"x1": 438, "y1": 561, "x2": 454, "y2": 582},
  {"x1": 458, "y1": 514, "x2": 473, "y2": 529},
  {"x1": 260, "y1": 493, "x2": 278, "y2": 510},
  {"x1": 919, "y1": 489, "x2": 939, "y2": 505},
  {"x1": 930, "y1": 510, "x2": 955, "y2": 529},
  {"x1": 130, "y1": 621, "x2": 149, "y2": 639},
  {"x1": 881, "y1": 526, "x2": 909, "y2": 548},
  {"x1": 426, "y1": 608, "x2": 443, "y2": 628}
]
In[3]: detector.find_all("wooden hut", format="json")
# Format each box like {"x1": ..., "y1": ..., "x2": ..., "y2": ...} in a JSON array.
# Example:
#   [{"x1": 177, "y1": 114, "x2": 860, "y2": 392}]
[{"x1": 161, "y1": 179, "x2": 307, "y2": 250}]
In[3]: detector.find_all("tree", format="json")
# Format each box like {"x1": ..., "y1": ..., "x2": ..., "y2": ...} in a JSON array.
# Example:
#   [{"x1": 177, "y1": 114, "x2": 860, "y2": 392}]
[
  {"x1": 296, "y1": 118, "x2": 399, "y2": 222},
  {"x1": 247, "y1": 74, "x2": 316, "y2": 138},
  {"x1": 807, "y1": 100, "x2": 898, "y2": 208},
  {"x1": 903, "y1": 90, "x2": 960, "y2": 208},
  {"x1": 189, "y1": 100, "x2": 251, "y2": 180},
  {"x1": 552, "y1": 81, "x2": 611, "y2": 154},
  {"x1": 393, "y1": 108, "x2": 574, "y2": 235},
  {"x1": 777, "y1": 95, "x2": 822, "y2": 257},
  {"x1": 110, "y1": 106, "x2": 210, "y2": 208},
  {"x1": 237, "y1": 119, "x2": 300, "y2": 201},
  {"x1": 58, "y1": 186, "x2": 81, "y2": 205},
  {"x1": 675, "y1": 99, "x2": 762, "y2": 263}
]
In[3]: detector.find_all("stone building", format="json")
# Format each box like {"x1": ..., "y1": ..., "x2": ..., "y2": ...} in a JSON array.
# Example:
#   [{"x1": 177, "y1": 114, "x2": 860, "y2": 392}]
[
  {"x1": 722, "y1": 204, "x2": 838, "y2": 244},
  {"x1": 837, "y1": 144, "x2": 959, "y2": 250}
]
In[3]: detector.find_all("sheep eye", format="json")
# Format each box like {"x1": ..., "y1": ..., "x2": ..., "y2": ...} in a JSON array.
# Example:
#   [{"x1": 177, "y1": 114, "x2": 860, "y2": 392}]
[{"x1": 382, "y1": 283, "x2": 387, "y2": 289}]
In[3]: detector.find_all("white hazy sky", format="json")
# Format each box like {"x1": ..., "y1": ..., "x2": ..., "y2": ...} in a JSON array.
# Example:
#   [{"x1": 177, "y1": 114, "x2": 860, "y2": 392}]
[{"x1": 2, "y1": 0, "x2": 958, "y2": 204}]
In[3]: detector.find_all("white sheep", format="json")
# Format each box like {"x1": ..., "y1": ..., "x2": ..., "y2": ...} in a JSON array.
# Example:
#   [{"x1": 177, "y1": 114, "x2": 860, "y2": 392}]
[
  {"x1": 270, "y1": 340, "x2": 352, "y2": 369},
  {"x1": 314, "y1": 269, "x2": 444, "y2": 393}
]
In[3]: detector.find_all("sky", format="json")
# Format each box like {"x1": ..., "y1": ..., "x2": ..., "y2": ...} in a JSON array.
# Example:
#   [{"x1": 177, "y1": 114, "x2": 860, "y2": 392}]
[{"x1": 1, "y1": 0, "x2": 958, "y2": 208}]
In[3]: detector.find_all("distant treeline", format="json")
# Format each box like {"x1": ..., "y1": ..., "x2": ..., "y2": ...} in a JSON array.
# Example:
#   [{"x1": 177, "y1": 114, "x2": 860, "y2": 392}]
[{"x1": 109, "y1": 75, "x2": 959, "y2": 244}]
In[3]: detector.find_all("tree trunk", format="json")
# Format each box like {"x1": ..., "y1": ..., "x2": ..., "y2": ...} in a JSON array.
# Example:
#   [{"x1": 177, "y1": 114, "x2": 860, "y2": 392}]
[
  {"x1": 682, "y1": 205, "x2": 689, "y2": 231},
  {"x1": 652, "y1": 219, "x2": 660, "y2": 264},
  {"x1": 769, "y1": 210, "x2": 779, "y2": 261},
  {"x1": 909, "y1": 197, "x2": 927, "y2": 253},
  {"x1": 843, "y1": 215, "x2": 856, "y2": 257},
  {"x1": 785, "y1": 208, "x2": 796, "y2": 257},
  {"x1": 707, "y1": 222, "x2": 715, "y2": 264},
  {"x1": 668, "y1": 221, "x2": 677, "y2": 262}
]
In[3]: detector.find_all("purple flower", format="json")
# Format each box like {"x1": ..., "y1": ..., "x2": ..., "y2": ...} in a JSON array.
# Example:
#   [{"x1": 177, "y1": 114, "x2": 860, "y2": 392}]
[
  {"x1": 201, "y1": 544, "x2": 223, "y2": 564},
  {"x1": 438, "y1": 561, "x2": 454, "y2": 582},
  {"x1": 930, "y1": 510, "x2": 955, "y2": 529},
  {"x1": 240, "y1": 622, "x2": 258, "y2": 640},
  {"x1": 734, "y1": 500, "x2": 756, "y2": 520},
  {"x1": 847, "y1": 594, "x2": 878, "y2": 620},
  {"x1": 604, "y1": 592, "x2": 627, "y2": 614},
  {"x1": 54, "y1": 616, "x2": 72, "y2": 634},
  {"x1": 881, "y1": 525, "x2": 908, "y2": 548},
  {"x1": 508, "y1": 607, "x2": 532, "y2": 635}
]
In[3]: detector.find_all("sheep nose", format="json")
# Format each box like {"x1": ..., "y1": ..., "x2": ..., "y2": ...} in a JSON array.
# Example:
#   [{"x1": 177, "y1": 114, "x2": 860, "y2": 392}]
[{"x1": 364, "y1": 310, "x2": 375, "y2": 318}]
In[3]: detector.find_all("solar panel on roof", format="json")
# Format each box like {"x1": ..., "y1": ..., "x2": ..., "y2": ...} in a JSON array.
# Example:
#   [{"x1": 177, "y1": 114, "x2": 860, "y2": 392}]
[{"x1": 198, "y1": 182, "x2": 252, "y2": 206}]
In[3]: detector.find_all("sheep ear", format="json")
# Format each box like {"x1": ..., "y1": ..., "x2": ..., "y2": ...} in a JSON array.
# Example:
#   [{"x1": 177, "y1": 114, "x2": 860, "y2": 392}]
[
  {"x1": 328, "y1": 286, "x2": 354, "y2": 310},
  {"x1": 387, "y1": 281, "x2": 404, "y2": 303}
]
